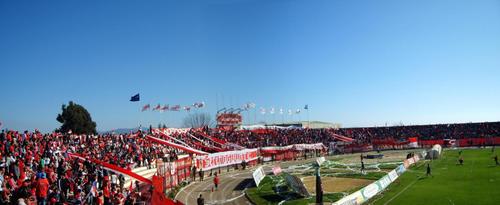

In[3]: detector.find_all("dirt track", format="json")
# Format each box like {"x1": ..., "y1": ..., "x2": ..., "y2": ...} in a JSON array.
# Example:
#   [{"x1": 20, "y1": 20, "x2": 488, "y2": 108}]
[
  {"x1": 175, "y1": 150, "x2": 411, "y2": 204},
  {"x1": 175, "y1": 158, "x2": 319, "y2": 205}
]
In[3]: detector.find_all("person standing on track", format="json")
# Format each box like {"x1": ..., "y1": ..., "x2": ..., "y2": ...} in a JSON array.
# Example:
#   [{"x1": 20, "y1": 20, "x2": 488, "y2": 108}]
[
  {"x1": 199, "y1": 168, "x2": 204, "y2": 182},
  {"x1": 426, "y1": 163, "x2": 432, "y2": 177},
  {"x1": 361, "y1": 161, "x2": 366, "y2": 174},
  {"x1": 197, "y1": 194, "x2": 204, "y2": 205},
  {"x1": 192, "y1": 166, "x2": 197, "y2": 181},
  {"x1": 494, "y1": 155, "x2": 499, "y2": 166},
  {"x1": 213, "y1": 173, "x2": 220, "y2": 191},
  {"x1": 458, "y1": 156, "x2": 464, "y2": 165}
]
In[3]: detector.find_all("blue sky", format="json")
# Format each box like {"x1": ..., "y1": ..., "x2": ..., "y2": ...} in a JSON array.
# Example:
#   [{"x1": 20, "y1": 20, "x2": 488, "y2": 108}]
[{"x1": 1, "y1": 0, "x2": 499, "y2": 132}]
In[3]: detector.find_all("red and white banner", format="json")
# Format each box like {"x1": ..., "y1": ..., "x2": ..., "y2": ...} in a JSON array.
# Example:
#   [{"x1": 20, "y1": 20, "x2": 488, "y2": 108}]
[
  {"x1": 154, "y1": 128, "x2": 190, "y2": 136},
  {"x1": 330, "y1": 133, "x2": 354, "y2": 142},
  {"x1": 293, "y1": 143, "x2": 326, "y2": 150},
  {"x1": 196, "y1": 149, "x2": 258, "y2": 171},
  {"x1": 67, "y1": 153, "x2": 152, "y2": 184},
  {"x1": 146, "y1": 135, "x2": 208, "y2": 155},
  {"x1": 408, "y1": 137, "x2": 418, "y2": 148},
  {"x1": 156, "y1": 157, "x2": 192, "y2": 189}
]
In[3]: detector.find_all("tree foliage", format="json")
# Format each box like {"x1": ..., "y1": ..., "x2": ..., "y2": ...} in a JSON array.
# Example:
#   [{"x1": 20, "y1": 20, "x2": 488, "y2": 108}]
[
  {"x1": 182, "y1": 113, "x2": 213, "y2": 128},
  {"x1": 56, "y1": 101, "x2": 97, "y2": 134}
]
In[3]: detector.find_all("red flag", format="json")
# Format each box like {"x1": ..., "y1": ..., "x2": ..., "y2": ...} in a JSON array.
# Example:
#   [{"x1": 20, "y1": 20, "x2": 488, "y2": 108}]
[
  {"x1": 141, "y1": 104, "x2": 150, "y2": 112},
  {"x1": 161, "y1": 105, "x2": 169, "y2": 111},
  {"x1": 170, "y1": 105, "x2": 181, "y2": 111},
  {"x1": 153, "y1": 104, "x2": 161, "y2": 111}
]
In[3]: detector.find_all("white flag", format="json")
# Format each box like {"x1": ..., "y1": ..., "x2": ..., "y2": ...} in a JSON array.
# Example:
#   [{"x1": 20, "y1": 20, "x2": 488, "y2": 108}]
[
  {"x1": 270, "y1": 107, "x2": 275, "y2": 114},
  {"x1": 288, "y1": 109, "x2": 292, "y2": 115},
  {"x1": 279, "y1": 108, "x2": 284, "y2": 115},
  {"x1": 295, "y1": 109, "x2": 301, "y2": 114},
  {"x1": 260, "y1": 107, "x2": 266, "y2": 114}
]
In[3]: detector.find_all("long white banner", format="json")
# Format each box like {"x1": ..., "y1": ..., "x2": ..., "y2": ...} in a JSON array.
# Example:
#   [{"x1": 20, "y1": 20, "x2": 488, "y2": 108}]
[
  {"x1": 332, "y1": 155, "x2": 421, "y2": 205},
  {"x1": 195, "y1": 149, "x2": 258, "y2": 171},
  {"x1": 260, "y1": 143, "x2": 326, "y2": 153}
]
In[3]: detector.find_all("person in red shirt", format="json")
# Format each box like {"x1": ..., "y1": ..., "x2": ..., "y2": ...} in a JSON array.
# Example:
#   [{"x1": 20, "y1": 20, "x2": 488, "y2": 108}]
[
  {"x1": 36, "y1": 173, "x2": 49, "y2": 205},
  {"x1": 213, "y1": 173, "x2": 219, "y2": 191}
]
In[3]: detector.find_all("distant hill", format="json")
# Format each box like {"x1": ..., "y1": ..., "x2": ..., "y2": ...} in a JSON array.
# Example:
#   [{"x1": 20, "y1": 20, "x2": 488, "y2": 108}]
[{"x1": 98, "y1": 127, "x2": 141, "y2": 134}]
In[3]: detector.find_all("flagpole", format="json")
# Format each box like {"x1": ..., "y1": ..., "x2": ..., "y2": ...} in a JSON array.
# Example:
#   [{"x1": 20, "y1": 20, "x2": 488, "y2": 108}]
[{"x1": 307, "y1": 108, "x2": 310, "y2": 128}]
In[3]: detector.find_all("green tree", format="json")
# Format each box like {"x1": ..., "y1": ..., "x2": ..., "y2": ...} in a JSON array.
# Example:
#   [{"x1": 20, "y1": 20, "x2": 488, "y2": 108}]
[{"x1": 56, "y1": 101, "x2": 97, "y2": 134}]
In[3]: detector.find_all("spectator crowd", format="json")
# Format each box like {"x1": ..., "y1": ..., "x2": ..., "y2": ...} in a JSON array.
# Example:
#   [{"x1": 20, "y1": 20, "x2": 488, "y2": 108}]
[{"x1": 1, "y1": 121, "x2": 499, "y2": 204}]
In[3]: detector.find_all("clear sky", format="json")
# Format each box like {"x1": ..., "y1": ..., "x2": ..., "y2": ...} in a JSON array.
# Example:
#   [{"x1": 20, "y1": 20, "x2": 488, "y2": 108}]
[{"x1": 1, "y1": 0, "x2": 499, "y2": 132}]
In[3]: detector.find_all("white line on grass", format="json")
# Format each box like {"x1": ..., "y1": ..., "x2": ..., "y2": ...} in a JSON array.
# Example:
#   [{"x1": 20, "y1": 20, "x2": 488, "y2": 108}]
[{"x1": 383, "y1": 179, "x2": 418, "y2": 205}]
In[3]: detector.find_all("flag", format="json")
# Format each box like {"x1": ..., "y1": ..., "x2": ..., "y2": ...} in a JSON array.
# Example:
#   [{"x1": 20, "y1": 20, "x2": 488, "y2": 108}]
[
  {"x1": 193, "y1": 102, "x2": 205, "y2": 108},
  {"x1": 270, "y1": 107, "x2": 275, "y2": 114},
  {"x1": 141, "y1": 104, "x2": 150, "y2": 112},
  {"x1": 288, "y1": 109, "x2": 292, "y2": 115},
  {"x1": 161, "y1": 105, "x2": 169, "y2": 111},
  {"x1": 260, "y1": 107, "x2": 266, "y2": 115},
  {"x1": 170, "y1": 105, "x2": 181, "y2": 111},
  {"x1": 183, "y1": 106, "x2": 191, "y2": 111},
  {"x1": 304, "y1": 104, "x2": 308, "y2": 110},
  {"x1": 249, "y1": 103, "x2": 256, "y2": 109},
  {"x1": 295, "y1": 109, "x2": 301, "y2": 114},
  {"x1": 153, "y1": 104, "x2": 161, "y2": 111},
  {"x1": 130, "y1": 93, "x2": 140, "y2": 102},
  {"x1": 279, "y1": 108, "x2": 283, "y2": 115}
]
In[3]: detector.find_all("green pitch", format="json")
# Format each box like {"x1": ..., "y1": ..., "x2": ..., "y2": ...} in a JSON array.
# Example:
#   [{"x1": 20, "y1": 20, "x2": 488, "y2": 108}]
[{"x1": 370, "y1": 148, "x2": 500, "y2": 205}]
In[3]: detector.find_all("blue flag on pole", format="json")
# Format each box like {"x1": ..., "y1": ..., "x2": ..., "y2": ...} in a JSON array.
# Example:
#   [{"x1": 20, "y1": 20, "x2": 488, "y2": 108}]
[
  {"x1": 130, "y1": 93, "x2": 140, "y2": 102},
  {"x1": 304, "y1": 104, "x2": 308, "y2": 110}
]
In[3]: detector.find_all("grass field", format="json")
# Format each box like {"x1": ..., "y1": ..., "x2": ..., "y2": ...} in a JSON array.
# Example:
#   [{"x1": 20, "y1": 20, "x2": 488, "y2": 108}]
[
  {"x1": 246, "y1": 174, "x2": 345, "y2": 205},
  {"x1": 370, "y1": 148, "x2": 500, "y2": 205},
  {"x1": 246, "y1": 154, "x2": 406, "y2": 205}
]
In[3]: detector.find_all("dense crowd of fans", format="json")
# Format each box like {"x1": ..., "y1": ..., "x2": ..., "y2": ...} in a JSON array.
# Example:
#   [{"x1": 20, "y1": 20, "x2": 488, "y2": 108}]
[
  {"x1": 1, "y1": 121, "x2": 499, "y2": 204},
  {"x1": 212, "y1": 122, "x2": 500, "y2": 148},
  {"x1": 0, "y1": 130, "x2": 182, "y2": 205}
]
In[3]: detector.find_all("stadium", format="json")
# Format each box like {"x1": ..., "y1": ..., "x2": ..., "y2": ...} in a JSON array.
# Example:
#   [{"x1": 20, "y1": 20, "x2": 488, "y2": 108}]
[
  {"x1": 2, "y1": 1, "x2": 500, "y2": 205},
  {"x1": 1, "y1": 119, "x2": 500, "y2": 205}
]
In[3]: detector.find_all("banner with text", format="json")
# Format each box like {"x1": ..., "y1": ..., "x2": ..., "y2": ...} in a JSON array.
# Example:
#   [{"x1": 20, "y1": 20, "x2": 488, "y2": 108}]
[{"x1": 195, "y1": 149, "x2": 258, "y2": 171}]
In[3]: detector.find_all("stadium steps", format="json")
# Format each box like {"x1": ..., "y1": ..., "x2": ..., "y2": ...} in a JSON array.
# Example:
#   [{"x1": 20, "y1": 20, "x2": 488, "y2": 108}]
[{"x1": 122, "y1": 166, "x2": 158, "y2": 189}]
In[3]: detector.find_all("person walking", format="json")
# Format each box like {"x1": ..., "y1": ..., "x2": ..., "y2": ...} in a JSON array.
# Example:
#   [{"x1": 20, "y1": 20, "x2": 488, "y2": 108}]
[{"x1": 197, "y1": 194, "x2": 205, "y2": 205}]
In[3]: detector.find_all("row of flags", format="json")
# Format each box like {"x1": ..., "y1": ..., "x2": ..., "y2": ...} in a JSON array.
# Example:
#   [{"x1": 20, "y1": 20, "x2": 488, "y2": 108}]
[
  {"x1": 130, "y1": 93, "x2": 204, "y2": 112},
  {"x1": 258, "y1": 106, "x2": 308, "y2": 115},
  {"x1": 141, "y1": 102, "x2": 205, "y2": 112},
  {"x1": 242, "y1": 102, "x2": 309, "y2": 114},
  {"x1": 131, "y1": 93, "x2": 308, "y2": 114}
]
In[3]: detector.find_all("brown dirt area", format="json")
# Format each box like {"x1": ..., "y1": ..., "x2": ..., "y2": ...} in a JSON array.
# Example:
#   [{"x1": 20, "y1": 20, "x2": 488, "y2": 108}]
[
  {"x1": 330, "y1": 149, "x2": 423, "y2": 164},
  {"x1": 301, "y1": 176, "x2": 374, "y2": 193}
]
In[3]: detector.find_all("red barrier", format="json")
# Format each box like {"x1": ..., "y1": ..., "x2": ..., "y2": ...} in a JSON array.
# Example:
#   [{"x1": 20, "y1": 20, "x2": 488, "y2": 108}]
[
  {"x1": 457, "y1": 137, "x2": 500, "y2": 147},
  {"x1": 418, "y1": 140, "x2": 444, "y2": 146},
  {"x1": 156, "y1": 157, "x2": 193, "y2": 189},
  {"x1": 151, "y1": 175, "x2": 184, "y2": 205}
]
